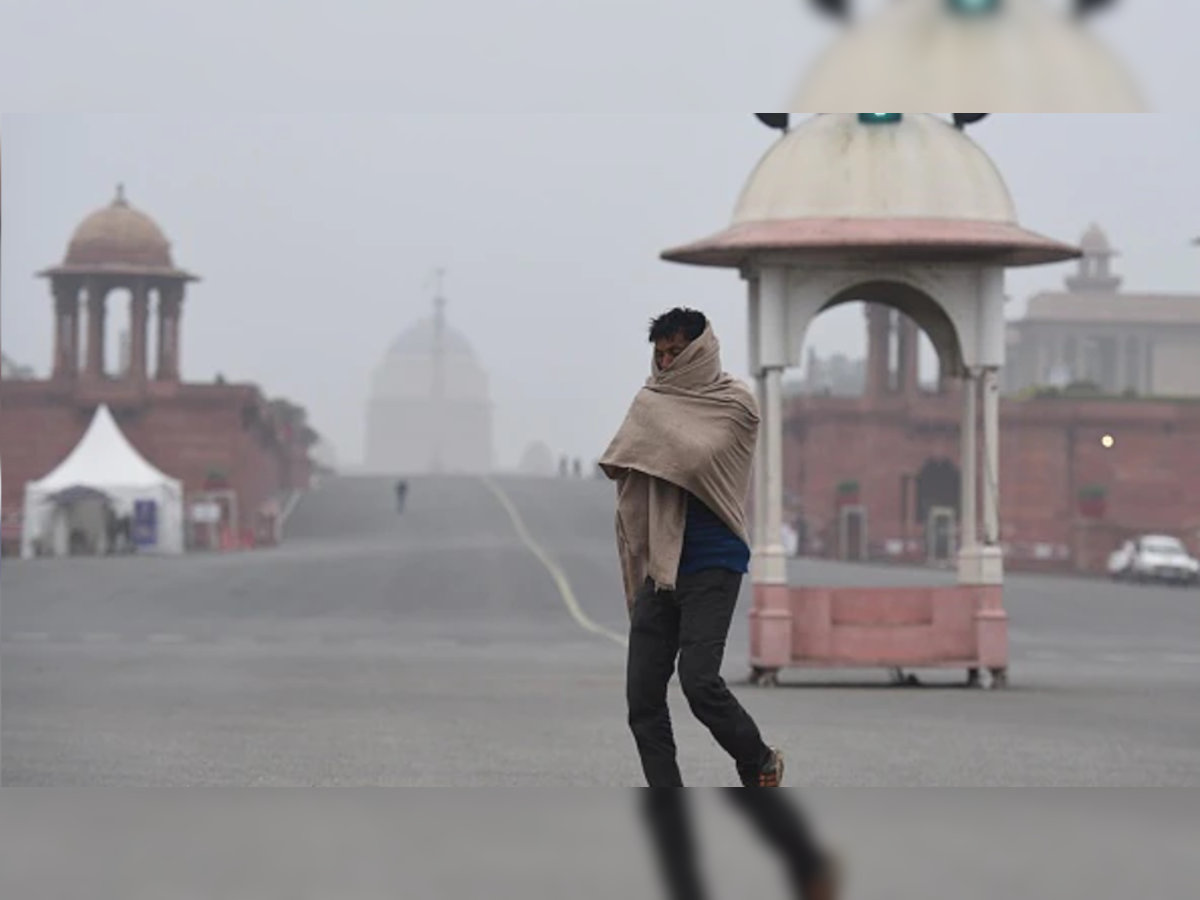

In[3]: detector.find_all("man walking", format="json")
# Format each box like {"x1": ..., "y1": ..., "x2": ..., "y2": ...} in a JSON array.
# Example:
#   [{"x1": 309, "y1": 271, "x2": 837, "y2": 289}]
[
  {"x1": 601, "y1": 307, "x2": 778, "y2": 788},
  {"x1": 601, "y1": 309, "x2": 838, "y2": 899}
]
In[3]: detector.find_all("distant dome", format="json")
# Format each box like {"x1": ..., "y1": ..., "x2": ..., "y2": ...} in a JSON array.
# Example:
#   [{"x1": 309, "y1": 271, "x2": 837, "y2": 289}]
[
  {"x1": 384, "y1": 317, "x2": 480, "y2": 365},
  {"x1": 1080, "y1": 224, "x2": 1113, "y2": 254},
  {"x1": 791, "y1": 0, "x2": 1146, "y2": 111},
  {"x1": 365, "y1": 302, "x2": 494, "y2": 475},
  {"x1": 63, "y1": 186, "x2": 176, "y2": 272},
  {"x1": 371, "y1": 313, "x2": 490, "y2": 402},
  {"x1": 1066, "y1": 223, "x2": 1121, "y2": 293},
  {"x1": 663, "y1": 114, "x2": 1080, "y2": 269}
]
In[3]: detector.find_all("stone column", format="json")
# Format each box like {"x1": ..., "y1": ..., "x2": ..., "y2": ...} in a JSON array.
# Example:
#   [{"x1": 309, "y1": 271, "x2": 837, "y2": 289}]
[
  {"x1": 52, "y1": 280, "x2": 81, "y2": 380},
  {"x1": 938, "y1": 354, "x2": 957, "y2": 395},
  {"x1": 130, "y1": 280, "x2": 151, "y2": 381},
  {"x1": 1033, "y1": 336, "x2": 1048, "y2": 386},
  {"x1": 763, "y1": 366, "x2": 786, "y2": 578},
  {"x1": 757, "y1": 267, "x2": 789, "y2": 586},
  {"x1": 981, "y1": 369, "x2": 1001, "y2": 547},
  {"x1": 156, "y1": 282, "x2": 184, "y2": 381},
  {"x1": 84, "y1": 279, "x2": 108, "y2": 380},
  {"x1": 897, "y1": 315, "x2": 920, "y2": 396},
  {"x1": 750, "y1": 267, "x2": 794, "y2": 676},
  {"x1": 746, "y1": 272, "x2": 766, "y2": 578},
  {"x1": 958, "y1": 370, "x2": 979, "y2": 572},
  {"x1": 865, "y1": 305, "x2": 891, "y2": 397},
  {"x1": 971, "y1": 368, "x2": 1007, "y2": 683}
]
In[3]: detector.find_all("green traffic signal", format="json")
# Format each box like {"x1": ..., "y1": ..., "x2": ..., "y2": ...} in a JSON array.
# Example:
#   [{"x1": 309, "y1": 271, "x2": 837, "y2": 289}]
[{"x1": 858, "y1": 114, "x2": 903, "y2": 125}]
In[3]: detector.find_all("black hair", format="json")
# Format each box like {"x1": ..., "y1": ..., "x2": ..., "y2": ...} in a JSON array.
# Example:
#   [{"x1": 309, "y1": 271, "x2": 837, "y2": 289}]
[{"x1": 648, "y1": 308, "x2": 708, "y2": 343}]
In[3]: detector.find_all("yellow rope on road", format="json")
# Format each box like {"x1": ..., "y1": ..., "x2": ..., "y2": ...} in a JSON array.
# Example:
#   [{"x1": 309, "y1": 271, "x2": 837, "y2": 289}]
[{"x1": 482, "y1": 477, "x2": 628, "y2": 649}]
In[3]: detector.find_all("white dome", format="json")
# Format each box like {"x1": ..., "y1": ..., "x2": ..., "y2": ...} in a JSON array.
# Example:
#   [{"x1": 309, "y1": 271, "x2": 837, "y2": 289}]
[
  {"x1": 384, "y1": 317, "x2": 479, "y2": 364},
  {"x1": 735, "y1": 114, "x2": 1017, "y2": 226},
  {"x1": 371, "y1": 316, "x2": 490, "y2": 403},
  {"x1": 1080, "y1": 223, "x2": 1113, "y2": 253},
  {"x1": 792, "y1": 0, "x2": 1146, "y2": 111},
  {"x1": 662, "y1": 112, "x2": 1080, "y2": 269},
  {"x1": 365, "y1": 312, "x2": 495, "y2": 474}
]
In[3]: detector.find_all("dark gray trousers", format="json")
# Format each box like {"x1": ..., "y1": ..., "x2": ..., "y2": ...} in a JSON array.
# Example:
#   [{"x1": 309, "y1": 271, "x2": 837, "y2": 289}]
[{"x1": 626, "y1": 569, "x2": 771, "y2": 787}]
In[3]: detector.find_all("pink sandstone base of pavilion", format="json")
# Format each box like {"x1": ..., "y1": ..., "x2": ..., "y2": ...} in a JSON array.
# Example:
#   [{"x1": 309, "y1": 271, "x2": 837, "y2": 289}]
[{"x1": 749, "y1": 583, "x2": 1010, "y2": 689}]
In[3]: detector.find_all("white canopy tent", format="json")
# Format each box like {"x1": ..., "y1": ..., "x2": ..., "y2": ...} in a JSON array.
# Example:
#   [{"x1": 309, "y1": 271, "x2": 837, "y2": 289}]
[{"x1": 21, "y1": 405, "x2": 185, "y2": 558}]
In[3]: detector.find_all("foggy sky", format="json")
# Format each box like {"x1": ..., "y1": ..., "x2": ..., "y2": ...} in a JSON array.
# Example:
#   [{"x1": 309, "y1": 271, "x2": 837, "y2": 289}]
[{"x1": 2, "y1": 1, "x2": 1197, "y2": 468}]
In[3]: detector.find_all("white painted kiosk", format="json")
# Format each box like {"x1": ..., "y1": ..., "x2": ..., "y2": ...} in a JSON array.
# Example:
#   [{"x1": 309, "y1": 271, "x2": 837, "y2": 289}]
[{"x1": 663, "y1": 114, "x2": 1081, "y2": 688}]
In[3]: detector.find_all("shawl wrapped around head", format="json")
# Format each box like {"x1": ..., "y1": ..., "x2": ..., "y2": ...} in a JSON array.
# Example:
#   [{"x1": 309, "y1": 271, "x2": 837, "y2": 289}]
[{"x1": 599, "y1": 324, "x2": 760, "y2": 609}]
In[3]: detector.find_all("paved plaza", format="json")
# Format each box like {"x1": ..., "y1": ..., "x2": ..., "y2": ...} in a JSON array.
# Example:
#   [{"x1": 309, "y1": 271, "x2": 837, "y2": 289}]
[{"x1": 3, "y1": 475, "x2": 1199, "y2": 788}]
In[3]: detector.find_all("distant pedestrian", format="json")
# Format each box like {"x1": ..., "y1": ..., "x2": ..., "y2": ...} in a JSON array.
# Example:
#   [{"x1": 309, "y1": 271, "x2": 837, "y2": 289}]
[{"x1": 395, "y1": 479, "x2": 409, "y2": 513}]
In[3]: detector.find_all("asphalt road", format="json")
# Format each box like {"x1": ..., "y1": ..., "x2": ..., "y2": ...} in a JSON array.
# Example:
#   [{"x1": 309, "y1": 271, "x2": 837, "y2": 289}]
[{"x1": 3, "y1": 474, "x2": 1200, "y2": 788}]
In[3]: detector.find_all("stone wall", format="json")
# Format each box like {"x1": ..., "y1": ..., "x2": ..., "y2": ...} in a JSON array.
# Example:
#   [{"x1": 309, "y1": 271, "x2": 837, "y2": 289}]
[
  {"x1": 0, "y1": 379, "x2": 313, "y2": 553},
  {"x1": 785, "y1": 392, "x2": 1200, "y2": 573}
]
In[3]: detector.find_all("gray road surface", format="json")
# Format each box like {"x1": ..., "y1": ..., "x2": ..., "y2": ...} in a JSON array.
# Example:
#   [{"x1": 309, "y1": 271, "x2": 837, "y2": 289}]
[{"x1": 3, "y1": 475, "x2": 1200, "y2": 787}]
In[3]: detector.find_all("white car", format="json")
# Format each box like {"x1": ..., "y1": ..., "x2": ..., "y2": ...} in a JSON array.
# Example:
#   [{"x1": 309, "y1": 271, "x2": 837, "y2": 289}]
[{"x1": 1108, "y1": 535, "x2": 1200, "y2": 586}]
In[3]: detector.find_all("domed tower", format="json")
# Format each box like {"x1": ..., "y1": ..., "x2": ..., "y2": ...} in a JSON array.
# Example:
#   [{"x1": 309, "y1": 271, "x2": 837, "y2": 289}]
[
  {"x1": 365, "y1": 291, "x2": 494, "y2": 475},
  {"x1": 38, "y1": 185, "x2": 199, "y2": 383},
  {"x1": 1066, "y1": 224, "x2": 1122, "y2": 293}
]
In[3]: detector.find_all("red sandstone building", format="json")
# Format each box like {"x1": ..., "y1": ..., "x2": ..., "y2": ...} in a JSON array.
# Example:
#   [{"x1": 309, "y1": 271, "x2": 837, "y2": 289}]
[
  {"x1": 786, "y1": 302, "x2": 1200, "y2": 576},
  {"x1": 1, "y1": 188, "x2": 316, "y2": 555}
]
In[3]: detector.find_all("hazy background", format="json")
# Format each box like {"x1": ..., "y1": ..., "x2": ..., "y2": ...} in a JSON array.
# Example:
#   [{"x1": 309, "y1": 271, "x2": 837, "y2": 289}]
[{"x1": 3, "y1": 1, "x2": 1197, "y2": 468}]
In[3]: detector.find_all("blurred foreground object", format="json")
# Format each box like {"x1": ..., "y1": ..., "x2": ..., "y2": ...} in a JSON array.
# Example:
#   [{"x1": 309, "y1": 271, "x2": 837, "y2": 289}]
[
  {"x1": 755, "y1": 113, "x2": 792, "y2": 133},
  {"x1": 641, "y1": 791, "x2": 839, "y2": 900},
  {"x1": 808, "y1": 0, "x2": 851, "y2": 21},
  {"x1": 792, "y1": 0, "x2": 1146, "y2": 111}
]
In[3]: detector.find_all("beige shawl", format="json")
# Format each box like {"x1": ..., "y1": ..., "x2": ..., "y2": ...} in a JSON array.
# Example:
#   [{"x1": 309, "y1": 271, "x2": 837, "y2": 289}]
[{"x1": 599, "y1": 324, "x2": 760, "y2": 609}]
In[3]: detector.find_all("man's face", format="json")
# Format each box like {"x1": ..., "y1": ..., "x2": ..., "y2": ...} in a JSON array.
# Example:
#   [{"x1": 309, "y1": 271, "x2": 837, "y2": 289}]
[{"x1": 654, "y1": 332, "x2": 692, "y2": 371}]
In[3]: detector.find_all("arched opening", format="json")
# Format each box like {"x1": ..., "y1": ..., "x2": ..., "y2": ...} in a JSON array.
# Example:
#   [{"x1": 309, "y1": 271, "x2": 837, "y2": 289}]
[
  {"x1": 819, "y1": 280, "x2": 964, "y2": 386},
  {"x1": 784, "y1": 280, "x2": 968, "y2": 563},
  {"x1": 791, "y1": 281, "x2": 964, "y2": 399},
  {"x1": 107, "y1": 287, "x2": 133, "y2": 378}
]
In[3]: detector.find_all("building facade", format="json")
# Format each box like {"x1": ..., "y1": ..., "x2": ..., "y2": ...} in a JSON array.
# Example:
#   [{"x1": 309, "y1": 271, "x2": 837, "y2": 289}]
[
  {"x1": 0, "y1": 187, "x2": 316, "y2": 555},
  {"x1": 1006, "y1": 226, "x2": 1200, "y2": 397},
  {"x1": 786, "y1": 294, "x2": 1200, "y2": 575}
]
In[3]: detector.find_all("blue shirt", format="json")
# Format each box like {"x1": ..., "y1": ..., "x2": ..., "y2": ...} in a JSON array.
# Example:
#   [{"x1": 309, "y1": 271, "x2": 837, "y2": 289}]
[{"x1": 678, "y1": 493, "x2": 751, "y2": 577}]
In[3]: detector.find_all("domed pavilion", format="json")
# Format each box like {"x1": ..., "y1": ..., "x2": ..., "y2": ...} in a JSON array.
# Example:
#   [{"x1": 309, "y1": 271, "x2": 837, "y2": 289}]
[
  {"x1": 38, "y1": 185, "x2": 199, "y2": 383},
  {"x1": 1, "y1": 186, "x2": 315, "y2": 558},
  {"x1": 664, "y1": 112, "x2": 1081, "y2": 689}
]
